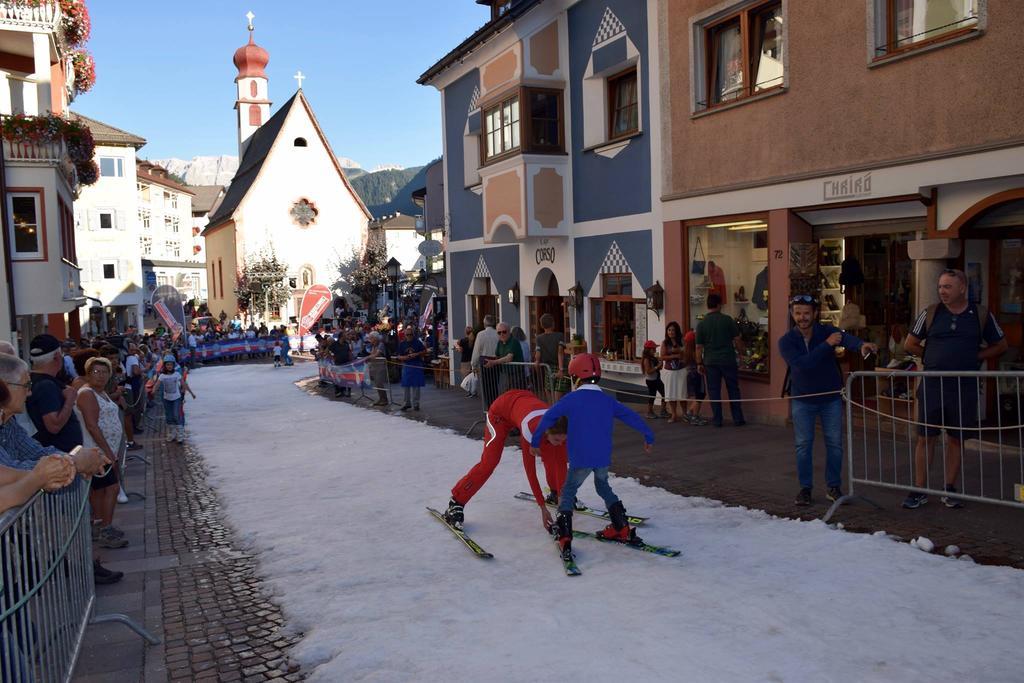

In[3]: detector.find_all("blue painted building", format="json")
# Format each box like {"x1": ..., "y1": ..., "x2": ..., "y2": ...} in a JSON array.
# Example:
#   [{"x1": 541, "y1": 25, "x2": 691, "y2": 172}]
[{"x1": 419, "y1": 0, "x2": 665, "y2": 388}]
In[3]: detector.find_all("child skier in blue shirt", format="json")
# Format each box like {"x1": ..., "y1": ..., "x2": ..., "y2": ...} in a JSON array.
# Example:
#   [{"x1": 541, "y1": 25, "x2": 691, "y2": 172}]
[{"x1": 531, "y1": 353, "x2": 654, "y2": 559}]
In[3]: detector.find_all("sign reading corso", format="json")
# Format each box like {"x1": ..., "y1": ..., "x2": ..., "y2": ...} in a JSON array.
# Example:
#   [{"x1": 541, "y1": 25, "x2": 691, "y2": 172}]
[
  {"x1": 823, "y1": 171, "x2": 872, "y2": 201},
  {"x1": 535, "y1": 246, "x2": 555, "y2": 265}
]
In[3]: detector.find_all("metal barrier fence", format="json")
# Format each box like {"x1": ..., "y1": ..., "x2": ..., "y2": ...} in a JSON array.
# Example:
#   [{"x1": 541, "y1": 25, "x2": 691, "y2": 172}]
[
  {"x1": 841, "y1": 370, "x2": 1024, "y2": 518},
  {"x1": 0, "y1": 477, "x2": 157, "y2": 682},
  {"x1": 467, "y1": 361, "x2": 555, "y2": 436},
  {"x1": 317, "y1": 358, "x2": 397, "y2": 407}
]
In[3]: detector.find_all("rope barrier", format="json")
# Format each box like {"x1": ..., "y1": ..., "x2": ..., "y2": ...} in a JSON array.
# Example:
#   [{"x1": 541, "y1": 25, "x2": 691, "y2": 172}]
[{"x1": 844, "y1": 396, "x2": 1024, "y2": 432}]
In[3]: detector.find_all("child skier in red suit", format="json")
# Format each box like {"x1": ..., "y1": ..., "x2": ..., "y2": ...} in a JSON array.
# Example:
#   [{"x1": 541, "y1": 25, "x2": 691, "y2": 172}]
[{"x1": 444, "y1": 389, "x2": 568, "y2": 531}]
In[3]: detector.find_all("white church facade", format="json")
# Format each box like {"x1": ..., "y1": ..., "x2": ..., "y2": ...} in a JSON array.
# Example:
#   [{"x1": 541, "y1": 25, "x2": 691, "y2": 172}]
[{"x1": 203, "y1": 18, "x2": 370, "y2": 323}]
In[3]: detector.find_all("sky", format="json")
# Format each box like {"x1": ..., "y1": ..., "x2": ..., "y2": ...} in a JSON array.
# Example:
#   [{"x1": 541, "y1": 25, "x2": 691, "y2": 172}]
[{"x1": 72, "y1": 1, "x2": 487, "y2": 170}]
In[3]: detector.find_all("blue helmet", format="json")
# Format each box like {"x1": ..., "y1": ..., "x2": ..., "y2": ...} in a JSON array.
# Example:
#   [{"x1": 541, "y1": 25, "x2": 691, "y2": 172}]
[{"x1": 163, "y1": 354, "x2": 176, "y2": 364}]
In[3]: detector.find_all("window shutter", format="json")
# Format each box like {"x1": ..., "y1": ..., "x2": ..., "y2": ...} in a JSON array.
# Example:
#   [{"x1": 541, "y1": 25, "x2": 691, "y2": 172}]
[
  {"x1": 119, "y1": 259, "x2": 131, "y2": 280},
  {"x1": 115, "y1": 210, "x2": 127, "y2": 230},
  {"x1": 91, "y1": 260, "x2": 104, "y2": 281},
  {"x1": 88, "y1": 210, "x2": 100, "y2": 231}
]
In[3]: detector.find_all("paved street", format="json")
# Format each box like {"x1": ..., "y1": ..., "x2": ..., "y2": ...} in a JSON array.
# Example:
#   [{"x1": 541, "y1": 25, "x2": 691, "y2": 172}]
[{"x1": 72, "y1": 398, "x2": 304, "y2": 682}]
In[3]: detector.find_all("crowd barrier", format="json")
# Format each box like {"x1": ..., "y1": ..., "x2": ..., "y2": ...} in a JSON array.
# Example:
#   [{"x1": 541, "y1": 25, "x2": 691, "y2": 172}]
[
  {"x1": 466, "y1": 361, "x2": 555, "y2": 436},
  {"x1": 0, "y1": 477, "x2": 157, "y2": 682},
  {"x1": 317, "y1": 358, "x2": 396, "y2": 406},
  {"x1": 838, "y1": 370, "x2": 1024, "y2": 521}
]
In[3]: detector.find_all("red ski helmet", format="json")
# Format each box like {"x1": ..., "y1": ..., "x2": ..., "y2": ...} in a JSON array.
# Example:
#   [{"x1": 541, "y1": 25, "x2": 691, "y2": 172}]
[{"x1": 568, "y1": 353, "x2": 602, "y2": 381}]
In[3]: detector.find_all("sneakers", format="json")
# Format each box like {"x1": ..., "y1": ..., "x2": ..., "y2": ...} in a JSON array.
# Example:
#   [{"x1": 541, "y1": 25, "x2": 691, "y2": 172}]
[
  {"x1": 126, "y1": 441, "x2": 142, "y2": 451},
  {"x1": 940, "y1": 486, "x2": 964, "y2": 509},
  {"x1": 443, "y1": 498, "x2": 464, "y2": 530},
  {"x1": 688, "y1": 414, "x2": 709, "y2": 426},
  {"x1": 117, "y1": 487, "x2": 129, "y2": 504},
  {"x1": 795, "y1": 487, "x2": 812, "y2": 506},
  {"x1": 400, "y1": 404, "x2": 412, "y2": 411},
  {"x1": 572, "y1": 497, "x2": 587, "y2": 512},
  {"x1": 902, "y1": 492, "x2": 928, "y2": 509},
  {"x1": 826, "y1": 487, "x2": 843, "y2": 502},
  {"x1": 93, "y1": 560, "x2": 123, "y2": 585}
]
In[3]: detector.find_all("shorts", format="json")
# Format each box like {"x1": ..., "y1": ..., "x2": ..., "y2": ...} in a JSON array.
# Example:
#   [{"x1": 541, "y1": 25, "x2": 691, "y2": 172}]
[
  {"x1": 917, "y1": 378, "x2": 979, "y2": 441},
  {"x1": 686, "y1": 370, "x2": 706, "y2": 401},
  {"x1": 90, "y1": 461, "x2": 119, "y2": 490}
]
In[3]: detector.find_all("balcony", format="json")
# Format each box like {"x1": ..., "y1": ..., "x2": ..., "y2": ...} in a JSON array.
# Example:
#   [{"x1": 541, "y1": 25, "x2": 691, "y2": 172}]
[
  {"x1": 2, "y1": 134, "x2": 77, "y2": 188},
  {"x1": 0, "y1": 2, "x2": 61, "y2": 33}
]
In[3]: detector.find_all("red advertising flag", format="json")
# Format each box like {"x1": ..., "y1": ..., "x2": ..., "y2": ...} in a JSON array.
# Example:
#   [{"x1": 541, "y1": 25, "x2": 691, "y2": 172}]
[{"x1": 298, "y1": 284, "x2": 332, "y2": 336}]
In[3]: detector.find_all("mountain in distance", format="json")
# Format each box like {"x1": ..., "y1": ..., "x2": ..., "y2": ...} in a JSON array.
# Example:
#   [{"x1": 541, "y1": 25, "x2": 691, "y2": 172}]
[
  {"x1": 150, "y1": 154, "x2": 431, "y2": 218},
  {"x1": 152, "y1": 156, "x2": 239, "y2": 186},
  {"x1": 349, "y1": 165, "x2": 429, "y2": 218},
  {"x1": 153, "y1": 155, "x2": 364, "y2": 187}
]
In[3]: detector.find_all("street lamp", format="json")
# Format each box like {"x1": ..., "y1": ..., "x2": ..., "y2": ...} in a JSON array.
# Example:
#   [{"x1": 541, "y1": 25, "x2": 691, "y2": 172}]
[{"x1": 386, "y1": 257, "x2": 401, "y2": 317}]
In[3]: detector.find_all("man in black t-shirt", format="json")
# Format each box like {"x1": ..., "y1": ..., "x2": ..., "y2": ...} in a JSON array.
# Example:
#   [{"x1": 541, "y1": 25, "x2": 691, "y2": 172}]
[
  {"x1": 25, "y1": 334, "x2": 83, "y2": 452},
  {"x1": 904, "y1": 269, "x2": 1007, "y2": 509}
]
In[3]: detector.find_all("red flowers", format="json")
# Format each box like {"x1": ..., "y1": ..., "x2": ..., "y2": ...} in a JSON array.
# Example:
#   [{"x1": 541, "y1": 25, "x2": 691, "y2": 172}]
[{"x1": 0, "y1": 114, "x2": 99, "y2": 186}]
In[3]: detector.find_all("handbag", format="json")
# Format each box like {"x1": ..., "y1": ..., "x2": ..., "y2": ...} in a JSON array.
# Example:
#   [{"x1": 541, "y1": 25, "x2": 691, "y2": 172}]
[{"x1": 691, "y1": 237, "x2": 706, "y2": 275}]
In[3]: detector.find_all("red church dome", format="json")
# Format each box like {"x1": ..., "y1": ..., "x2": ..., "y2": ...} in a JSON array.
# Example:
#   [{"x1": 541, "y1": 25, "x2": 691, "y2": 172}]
[{"x1": 233, "y1": 32, "x2": 269, "y2": 81}]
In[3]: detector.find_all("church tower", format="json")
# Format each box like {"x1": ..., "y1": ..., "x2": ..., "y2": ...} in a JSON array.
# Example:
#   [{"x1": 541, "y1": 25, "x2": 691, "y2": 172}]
[{"x1": 233, "y1": 12, "x2": 271, "y2": 159}]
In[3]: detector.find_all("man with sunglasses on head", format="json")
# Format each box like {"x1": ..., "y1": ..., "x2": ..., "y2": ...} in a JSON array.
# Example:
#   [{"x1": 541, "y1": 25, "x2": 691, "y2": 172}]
[
  {"x1": 903, "y1": 268, "x2": 1006, "y2": 509},
  {"x1": 779, "y1": 295, "x2": 877, "y2": 506}
]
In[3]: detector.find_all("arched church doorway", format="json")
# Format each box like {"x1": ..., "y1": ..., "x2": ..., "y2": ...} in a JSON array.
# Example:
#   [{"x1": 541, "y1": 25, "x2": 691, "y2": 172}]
[{"x1": 528, "y1": 268, "x2": 567, "y2": 347}]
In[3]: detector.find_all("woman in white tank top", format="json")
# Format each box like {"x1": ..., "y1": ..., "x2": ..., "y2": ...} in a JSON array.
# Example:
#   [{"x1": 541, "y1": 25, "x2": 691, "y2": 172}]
[{"x1": 74, "y1": 356, "x2": 126, "y2": 547}]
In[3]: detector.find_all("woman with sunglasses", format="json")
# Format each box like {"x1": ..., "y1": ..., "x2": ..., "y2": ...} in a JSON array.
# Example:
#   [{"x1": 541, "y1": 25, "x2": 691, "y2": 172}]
[{"x1": 74, "y1": 356, "x2": 128, "y2": 549}]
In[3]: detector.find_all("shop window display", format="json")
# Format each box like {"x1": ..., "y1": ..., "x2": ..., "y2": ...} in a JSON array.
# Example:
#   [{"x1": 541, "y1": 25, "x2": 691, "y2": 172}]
[
  {"x1": 688, "y1": 222, "x2": 769, "y2": 375},
  {"x1": 591, "y1": 274, "x2": 643, "y2": 361}
]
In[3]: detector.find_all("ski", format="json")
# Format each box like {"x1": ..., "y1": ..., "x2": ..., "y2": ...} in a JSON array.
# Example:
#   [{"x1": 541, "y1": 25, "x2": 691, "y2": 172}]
[
  {"x1": 426, "y1": 507, "x2": 494, "y2": 559},
  {"x1": 550, "y1": 529, "x2": 582, "y2": 576},
  {"x1": 515, "y1": 492, "x2": 648, "y2": 526},
  {"x1": 572, "y1": 530, "x2": 681, "y2": 558}
]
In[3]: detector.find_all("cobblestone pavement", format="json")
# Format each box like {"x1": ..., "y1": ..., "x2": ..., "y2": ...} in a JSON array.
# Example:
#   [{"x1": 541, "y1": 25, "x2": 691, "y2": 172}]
[
  {"x1": 302, "y1": 376, "x2": 1024, "y2": 570},
  {"x1": 73, "y1": 380, "x2": 306, "y2": 682}
]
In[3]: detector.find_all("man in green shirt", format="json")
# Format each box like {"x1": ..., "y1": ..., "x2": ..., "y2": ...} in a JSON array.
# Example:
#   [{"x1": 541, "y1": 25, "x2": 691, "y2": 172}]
[
  {"x1": 695, "y1": 293, "x2": 746, "y2": 427},
  {"x1": 485, "y1": 322, "x2": 525, "y2": 392}
]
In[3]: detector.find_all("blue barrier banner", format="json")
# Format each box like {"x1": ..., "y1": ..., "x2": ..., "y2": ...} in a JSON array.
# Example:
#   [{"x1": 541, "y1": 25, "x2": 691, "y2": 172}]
[{"x1": 318, "y1": 359, "x2": 372, "y2": 389}]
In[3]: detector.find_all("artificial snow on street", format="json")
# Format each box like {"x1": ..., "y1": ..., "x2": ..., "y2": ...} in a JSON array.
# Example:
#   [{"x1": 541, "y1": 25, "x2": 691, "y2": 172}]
[{"x1": 188, "y1": 364, "x2": 1022, "y2": 682}]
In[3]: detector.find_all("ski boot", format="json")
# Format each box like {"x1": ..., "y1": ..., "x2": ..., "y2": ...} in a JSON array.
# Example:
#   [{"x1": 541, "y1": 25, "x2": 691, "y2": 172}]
[
  {"x1": 599, "y1": 501, "x2": 641, "y2": 544},
  {"x1": 555, "y1": 511, "x2": 573, "y2": 560},
  {"x1": 443, "y1": 498, "x2": 464, "y2": 531},
  {"x1": 544, "y1": 490, "x2": 559, "y2": 506}
]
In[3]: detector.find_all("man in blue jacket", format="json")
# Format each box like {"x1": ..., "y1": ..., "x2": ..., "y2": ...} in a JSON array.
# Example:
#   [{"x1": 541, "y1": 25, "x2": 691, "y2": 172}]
[
  {"x1": 779, "y1": 295, "x2": 877, "y2": 506},
  {"x1": 531, "y1": 353, "x2": 654, "y2": 557}
]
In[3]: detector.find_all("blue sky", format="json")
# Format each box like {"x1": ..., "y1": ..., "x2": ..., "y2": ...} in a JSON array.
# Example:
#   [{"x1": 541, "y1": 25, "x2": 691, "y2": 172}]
[{"x1": 73, "y1": 1, "x2": 487, "y2": 170}]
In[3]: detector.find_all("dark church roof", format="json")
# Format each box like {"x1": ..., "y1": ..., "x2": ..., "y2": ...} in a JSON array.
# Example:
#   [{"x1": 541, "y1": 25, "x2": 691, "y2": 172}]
[{"x1": 204, "y1": 93, "x2": 298, "y2": 231}]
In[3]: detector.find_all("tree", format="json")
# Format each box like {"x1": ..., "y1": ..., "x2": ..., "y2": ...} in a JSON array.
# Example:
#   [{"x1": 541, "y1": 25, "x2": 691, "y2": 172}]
[
  {"x1": 338, "y1": 234, "x2": 388, "y2": 311},
  {"x1": 235, "y1": 248, "x2": 290, "y2": 323}
]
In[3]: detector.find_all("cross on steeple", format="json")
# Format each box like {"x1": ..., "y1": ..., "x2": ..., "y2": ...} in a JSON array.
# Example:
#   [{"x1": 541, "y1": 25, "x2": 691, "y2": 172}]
[
  {"x1": 294, "y1": 70, "x2": 305, "y2": 89},
  {"x1": 246, "y1": 11, "x2": 255, "y2": 31}
]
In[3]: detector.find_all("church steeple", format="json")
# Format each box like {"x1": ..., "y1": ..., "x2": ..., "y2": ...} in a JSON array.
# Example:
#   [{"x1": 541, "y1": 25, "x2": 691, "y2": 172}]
[{"x1": 233, "y1": 11, "x2": 271, "y2": 159}]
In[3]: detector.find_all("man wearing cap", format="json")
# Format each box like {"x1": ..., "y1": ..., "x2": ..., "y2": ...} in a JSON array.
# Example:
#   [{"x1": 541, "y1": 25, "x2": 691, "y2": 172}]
[
  {"x1": 779, "y1": 295, "x2": 877, "y2": 506},
  {"x1": 26, "y1": 334, "x2": 84, "y2": 453}
]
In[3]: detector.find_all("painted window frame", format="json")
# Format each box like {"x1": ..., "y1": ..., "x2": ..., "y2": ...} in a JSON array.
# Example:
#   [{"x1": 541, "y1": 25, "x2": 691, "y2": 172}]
[
  {"x1": 99, "y1": 210, "x2": 115, "y2": 230},
  {"x1": 58, "y1": 198, "x2": 76, "y2": 264},
  {"x1": 482, "y1": 92, "x2": 521, "y2": 162},
  {"x1": 98, "y1": 156, "x2": 124, "y2": 178},
  {"x1": 607, "y1": 67, "x2": 639, "y2": 141},
  {"x1": 870, "y1": 0, "x2": 983, "y2": 63},
  {"x1": 690, "y1": 0, "x2": 788, "y2": 115},
  {"x1": 7, "y1": 190, "x2": 45, "y2": 260},
  {"x1": 589, "y1": 274, "x2": 642, "y2": 356},
  {"x1": 481, "y1": 86, "x2": 565, "y2": 165}
]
